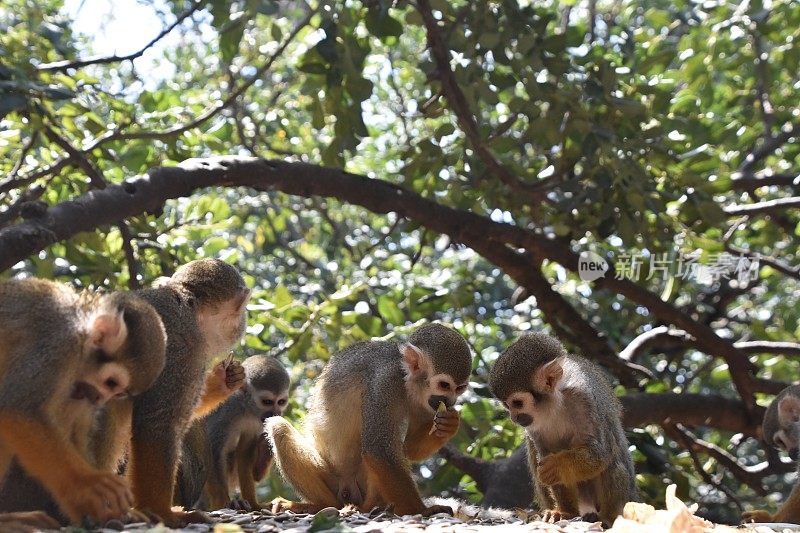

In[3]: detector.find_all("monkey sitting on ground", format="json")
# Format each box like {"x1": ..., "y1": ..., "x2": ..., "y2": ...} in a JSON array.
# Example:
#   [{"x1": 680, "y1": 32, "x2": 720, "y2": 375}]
[
  {"x1": 743, "y1": 384, "x2": 800, "y2": 524},
  {"x1": 175, "y1": 355, "x2": 291, "y2": 510},
  {"x1": 489, "y1": 333, "x2": 637, "y2": 526},
  {"x1": 0, "y1": 278, "x2": 166, "y2": 527},
  {"x1": 82, "y1": 258, "x2": 250, "y2": 528},
  {"x1": 266, "y1": 322, "x2": 472, "y2": 516}
]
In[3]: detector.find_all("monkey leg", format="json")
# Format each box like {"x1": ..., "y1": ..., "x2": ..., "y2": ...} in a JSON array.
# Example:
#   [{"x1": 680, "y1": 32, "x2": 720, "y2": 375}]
[
  {"x1": 0, "y1": 412, "x2": 133, "y2": 524},
  {"x1": 363, "y1": 454, "x2": 451, "y2": 516},
  {"x1": 772, "y1": 482, "x2": 800, "y2": 523},
  {"x1": 539, "y1": 484, "x2": 578, "y2": 523},
  {"x1": 597, "y1": 462, "x2": 633, "y2": 525},
  {"x1": 252, "y1": 433, "x2": 274, "y2": 482},
  {"x1": 266, "y1": 418, "x2": 338, "y2": 510},
  {"x1": 236, "y1": 436, "x2": 260, "y2": 509},
  {"x1": 742, "y1": 509, "x2": 774, "y2": 523},
  {"x1": 128, "y1": 434, "x2": 209, "y2": 527}
]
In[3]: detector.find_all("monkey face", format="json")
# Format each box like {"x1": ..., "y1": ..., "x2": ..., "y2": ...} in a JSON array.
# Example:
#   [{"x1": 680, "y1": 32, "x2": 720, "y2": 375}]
[
  {"x1": 773, "y1": 394, "x2": 800, "y2": 458},
  {"x1": 250, "y1": 386, "x2": 289, "y2": 421},
  {"x1": 72, "y1": 360, "x2": 131, "y2": 406},
  {"x1": 425, "y1": 373, "x2": 468, "y2": 412},
  {"x1": 500, "y1": 391, "x2": 538, "y2": 427},
  {"x1": 198, "y1": 288, "x2": 251, "y2": 356}
]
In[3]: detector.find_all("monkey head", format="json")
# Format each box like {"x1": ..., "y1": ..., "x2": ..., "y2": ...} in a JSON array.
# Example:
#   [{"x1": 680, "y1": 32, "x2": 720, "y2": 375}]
[
  {"x1": 763, "y1": 385, "x2": 800, "y2": 460},
  {"x1": 172, "y1": 259, "x2": 251, "y2": 356},
  {"x1": 74, "y1": 292, "x2": 166, "y2": 406},
  {"x1": 241, "y1": 355, "x2": 291, "y2": 421},
  {"x1": 402, "y1": 323, "x2": 472, "y2": 413},
  {"x1": 489, "y1": 333, "x2": 569, "y2": 429}
]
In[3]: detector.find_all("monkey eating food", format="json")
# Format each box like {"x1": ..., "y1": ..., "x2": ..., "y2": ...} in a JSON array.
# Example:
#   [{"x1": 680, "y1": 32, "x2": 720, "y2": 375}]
[
  {"x1": 175, "y1": 354, "x2": 291, "y2": 510},
  {"x1": 266, "y1": 322, "x2": 472, "y2": 516},
  {"x1": 489, "y1": 332, "x2": 637, "y2": 525}
]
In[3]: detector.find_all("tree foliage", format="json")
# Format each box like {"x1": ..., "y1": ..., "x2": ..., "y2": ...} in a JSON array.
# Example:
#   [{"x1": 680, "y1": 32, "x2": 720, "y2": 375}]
[{"x1": 1, "y1": 0, "x2": 798, "y2": 523}]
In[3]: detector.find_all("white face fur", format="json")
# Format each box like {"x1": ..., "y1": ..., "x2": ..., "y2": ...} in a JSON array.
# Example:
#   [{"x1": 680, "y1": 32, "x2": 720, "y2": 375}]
[
  {"x1": 773, "y1": 395, "x2": 800, "y2": 453},
  {"x1": 500, "y1": 356, "x2": 578, "y2": 431},
  {"x1": 249, "y1": 385, "x2": 289, "y2": 420},
  {"x1": 402, "y1": 344, "x2": 468, "y2": 413}
]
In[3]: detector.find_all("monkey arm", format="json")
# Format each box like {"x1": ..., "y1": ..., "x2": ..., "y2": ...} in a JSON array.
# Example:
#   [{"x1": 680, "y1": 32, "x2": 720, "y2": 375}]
[
  {"x1": 0, "y1": 410, "x2": 132, "y2": 523},
  {"x1": 536, "y1": 438, "x2": 610, "y2": 487},
  {"x1": 404, "y1": 418, "x2": 447, "y2": 461},
  {"x1": 192, "y1": 364, "x2": 236, "y2": 420},
  {"x1": 251, "y1": 433, "x2": 274, "y2": 482}
]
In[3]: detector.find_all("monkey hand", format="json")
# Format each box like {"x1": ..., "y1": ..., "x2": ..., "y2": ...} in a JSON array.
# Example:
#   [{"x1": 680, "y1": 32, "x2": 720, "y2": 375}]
[
  {"x1": 62, "y1": 471, "x2": 133, "y2": 523},
  {"x1": 741, "y1": 509, "x2": 773, "y2": 523},
  {"x1": 431, "y1": 407, "x2": 460, "y2": 440},
  {"x1": 207, "y1": 359, "x2": 245, "y2": 397},
  {"x1": 537, "y1": 453, "x2": 568, "y2": 486}
]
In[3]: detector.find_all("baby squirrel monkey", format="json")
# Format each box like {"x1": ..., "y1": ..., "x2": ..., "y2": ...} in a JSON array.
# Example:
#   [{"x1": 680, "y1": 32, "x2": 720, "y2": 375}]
[
  {"x1": 90, "y1": 258, "x2": 250, "y2": 528},
  {"x1": 743, "y1": 384, "x2": 800, "y2": 524},
  {"x1": 489, "y1": 333, "x2": 637, "y2": 526},
  {"x1": 266, "y1": 323, "x2": 472, "y2": 516},
  {"x1": 175, "y1": 355, "x2": 290, "y2": 510},
  {"x1": 0, "y1": 278, "x2": 166, "y2": 527}
]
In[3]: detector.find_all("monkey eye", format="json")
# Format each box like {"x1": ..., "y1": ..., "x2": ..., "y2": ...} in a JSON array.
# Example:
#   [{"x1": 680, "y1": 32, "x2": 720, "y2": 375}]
[
  {"x1": 263, "y1": 399, "x2": 274, "y2": 406},
  {"x1": 511, "y1": 399, "x2": 523, "y2": 409},
  {"x1": 105, "y1": 378, "x2": 119, "y2": 390},
  {"x1": 439, "y1": 381, "x2": 451, "y2": 390},
  {"x1": 277, "y1": 399, "x2": 287, "y2": 406},
  {"x1": 455, "y1": 384, "x2": 467, "y2": 393}
]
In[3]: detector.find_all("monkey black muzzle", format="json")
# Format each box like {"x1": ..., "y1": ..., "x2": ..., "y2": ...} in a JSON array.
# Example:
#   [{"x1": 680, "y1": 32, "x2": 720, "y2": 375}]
[
  {"x1": 513, "y1": 413, "x2": 534, "y2": 427},
  {"x1": 789, "y1": 447, "x2": 800, "y2": 461},
  {"x1": 428, "y1": 395, "x2": 452, "y2": 411}
]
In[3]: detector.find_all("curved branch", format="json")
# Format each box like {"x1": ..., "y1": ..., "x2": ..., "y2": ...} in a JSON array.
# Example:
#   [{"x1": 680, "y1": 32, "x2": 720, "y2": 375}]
[
  {"x1": 739, "y1": 123, "x2": 800, "y2": 173},
  {"x1": 36, "y1": 0, "x2": 204, "y2": 72},
  {"x1": 0, "y1": 155, "x2": 758, "y2": 406},
  {"x1": 620, "y1": 393, "x2": 763, "y2": 438},
  {"x1": 724, "y1": 196, "x2": 800, "y2": 216}
]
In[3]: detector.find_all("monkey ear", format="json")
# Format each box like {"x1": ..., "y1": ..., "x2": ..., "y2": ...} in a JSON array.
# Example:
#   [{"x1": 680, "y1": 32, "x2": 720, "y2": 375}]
[
  {"x1": 402, "y1": 343, "x2": 431, "y2": 377},
  {"x1": 90, "y1": 309, "x2": 128, "y2": 354},
  {"x1": 778, "y1": 395, "x2": 800, "y2": 425},
  {"x1": 535, "y1": 357, "x2": 565, "y2": 393}
]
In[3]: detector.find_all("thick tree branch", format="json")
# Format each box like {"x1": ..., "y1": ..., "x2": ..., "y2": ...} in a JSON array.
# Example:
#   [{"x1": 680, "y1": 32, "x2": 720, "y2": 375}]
[
  {"x1": 36, "y1": 0, "x2": 204, "y2": 72},
  {"x1": 620, "y1": 393, "x2": 763, "y2": 438},
  {"x1": 0, "y1": 155, "x2": 758, "y2": 408},
  {"x1": 730, "y1": 173, "x2": 799, "y2": 192}
]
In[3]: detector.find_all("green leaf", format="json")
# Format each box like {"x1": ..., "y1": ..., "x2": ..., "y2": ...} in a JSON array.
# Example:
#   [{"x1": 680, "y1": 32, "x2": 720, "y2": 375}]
[{"x1": 377, "y1": 296, "x2": 404, "y2": 325}]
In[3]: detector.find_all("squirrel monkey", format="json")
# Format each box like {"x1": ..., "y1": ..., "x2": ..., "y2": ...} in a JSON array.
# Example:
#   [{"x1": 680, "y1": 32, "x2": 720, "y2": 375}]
[
  {"x1": 176, "y1": 355, "x2": 290, "y2": 510},
  {"x1": 89, "y1": 258, "x2": 250, "y2": 527},
  {"x1": 0, "y1": 278, "x2": 166, "y2": 526},
  {"x1": 266, "y1": 323, "x2": 472, "y2": 516},
  {"x1": 489, "y1": 333, "x2": 637, "y2": 525},
  {"x1": 743, "y1": 384, "x2": 800, "y2": 524}
]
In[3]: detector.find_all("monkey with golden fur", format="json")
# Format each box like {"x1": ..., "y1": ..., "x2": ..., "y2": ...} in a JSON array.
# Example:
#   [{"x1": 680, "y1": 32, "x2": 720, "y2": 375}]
[
  {"x1": 489, "y1": 333, "x2": 637, "y2": 526},
  {"x1": 0, "y1": 278, "x2": 166, "y2": 528},
  {"x1": 743, "y1": 384, "x2": 800, "y2": 524},
  {"x1": 175, "y1": 354, "x2": 290, "y2": 511},
  {"x1": 88, "y1": 258, "x2": 250, "y2": 527},
  {"x1": 266, "y1": 323, "x2": 472, "y2": 516}
]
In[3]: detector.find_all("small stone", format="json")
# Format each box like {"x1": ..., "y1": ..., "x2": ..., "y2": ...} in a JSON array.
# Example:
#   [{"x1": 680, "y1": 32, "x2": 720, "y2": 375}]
[
  {"x1": 103, "y1": 519, "x2": 125, "y2": 531},
  {"x1": 123, "y1": 522, "x2": 148, "y2": 530},
  {"x1": 314, "y1": 506, "x2": 340, "y2": 520},
  {"x1": 232, "y1": 515, "x2": 253, "y2": 524}
]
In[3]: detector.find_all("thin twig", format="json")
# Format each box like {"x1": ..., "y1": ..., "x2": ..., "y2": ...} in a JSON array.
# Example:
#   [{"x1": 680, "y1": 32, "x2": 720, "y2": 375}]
[{"x1": 37, "y1": 0, "x2": 204, "y2": 72}]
